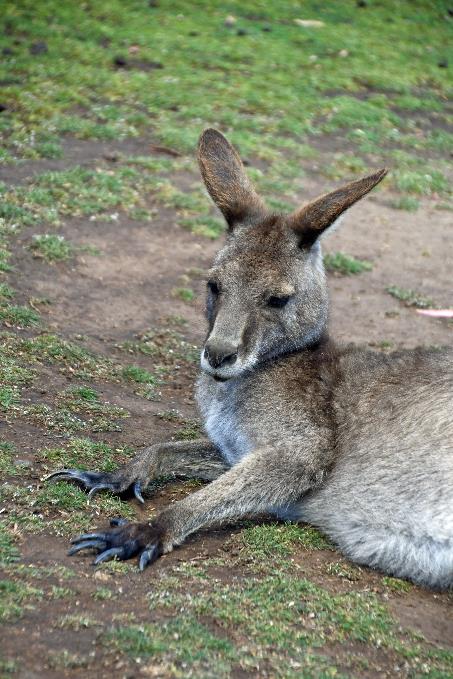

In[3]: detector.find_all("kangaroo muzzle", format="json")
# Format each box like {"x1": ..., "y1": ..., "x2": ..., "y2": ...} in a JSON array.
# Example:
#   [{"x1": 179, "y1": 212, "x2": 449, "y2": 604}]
[{"x1": 204, "y1": 341, "x2": 238, "y2": 370}]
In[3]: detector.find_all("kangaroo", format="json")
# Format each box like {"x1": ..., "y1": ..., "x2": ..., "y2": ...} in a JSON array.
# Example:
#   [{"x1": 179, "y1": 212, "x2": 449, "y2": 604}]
[{"x1": 48, "y1": 129, "x2": 453, "y2": 589}]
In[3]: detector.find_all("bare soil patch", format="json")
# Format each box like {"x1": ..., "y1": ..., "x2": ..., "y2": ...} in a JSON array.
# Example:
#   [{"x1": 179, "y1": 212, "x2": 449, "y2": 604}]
[{"x1": 1, "y1": 137, "x2": 452, "y2": 678}]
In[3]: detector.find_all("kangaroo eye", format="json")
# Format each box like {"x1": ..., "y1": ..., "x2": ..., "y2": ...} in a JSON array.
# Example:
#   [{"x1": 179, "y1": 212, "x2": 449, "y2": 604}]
[
  {"x1": 268, "y1": 295, "x2": 291, "y2": 309},
  {"x1": 207, "y1": 280, "x2": 220, "y2": 295}
]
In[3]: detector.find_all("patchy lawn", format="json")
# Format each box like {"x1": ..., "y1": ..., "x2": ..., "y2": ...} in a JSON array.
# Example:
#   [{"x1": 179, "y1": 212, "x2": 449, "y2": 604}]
[{"x1": 0, "y1": 1, "x2": 452, "y2": 677}]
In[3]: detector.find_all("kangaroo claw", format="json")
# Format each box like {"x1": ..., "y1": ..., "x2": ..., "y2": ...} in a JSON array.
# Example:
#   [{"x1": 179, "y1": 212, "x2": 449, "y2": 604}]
[
  {"x1": 87, "y1": 484, "x2": 116, "y2": 500},
  {"x1": 68, "y1": 539, "x2": 107, "y2": 555},
  {"x1": 139, "y1": 544, "x2": 161, "y2": 571},
  {"x1": 68, "y1": 521, "x2": 164, "y2": 569},
  {"x1": 45, "y1": 468, "x2": 146, "y2": 503},
  {"x1": 94, "y1": 547, "x2": 125, "y2": 564},
  {"x1": 133, "y1": 481, "x2": 145, "y2": 504},
  {"x1": 46, "y1": 469, "x2": 115, "y2": 490}
]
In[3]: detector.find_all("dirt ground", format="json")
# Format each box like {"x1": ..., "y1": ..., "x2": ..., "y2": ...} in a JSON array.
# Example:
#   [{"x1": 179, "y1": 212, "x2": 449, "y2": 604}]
[{"x1": 0, "y1": 137, "x2": 452, "y2": 678}]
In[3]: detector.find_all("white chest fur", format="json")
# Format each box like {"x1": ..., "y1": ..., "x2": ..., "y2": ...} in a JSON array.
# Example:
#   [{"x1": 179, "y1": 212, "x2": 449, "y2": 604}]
[{"x1": 196, "y1": 376, "x2": 253, "y2": 466}]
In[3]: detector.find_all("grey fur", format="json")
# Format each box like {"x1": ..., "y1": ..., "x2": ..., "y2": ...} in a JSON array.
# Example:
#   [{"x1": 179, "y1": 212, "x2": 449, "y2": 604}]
[{"x1": 55, "y1": 129, "x2": 453, "y2": 588}]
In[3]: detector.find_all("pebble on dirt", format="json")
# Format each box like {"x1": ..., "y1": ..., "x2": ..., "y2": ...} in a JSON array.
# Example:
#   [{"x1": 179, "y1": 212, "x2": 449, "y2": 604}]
[{"x1": 224, "y1": 15, "x2": 237, "y2": 28}]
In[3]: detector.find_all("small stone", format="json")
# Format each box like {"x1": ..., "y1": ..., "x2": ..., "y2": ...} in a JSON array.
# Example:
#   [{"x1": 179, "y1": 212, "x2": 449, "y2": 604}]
[
  {"x1": 224, "y1": 15, "x2": 236, "y2": 28},
  {"x1": 103, "y1": 153, "x2": 119, "y2": 162},
  {"x1": 338, "y1": 49, "x2": 349, "y2": 57},
  {"x1": 29, "y1": 41, "x2": 48, "y2": 55},
  {"x1": 438, "y1": 59, "x2": 448, "y2": 68},
  {"x1": 236, "y1": 28, "x2": 248, "y2": 36},
  {"x1": 0, "y1": 104, "x2": 7, "y2": 113},
  {"x1": 294, "y1": 19, "x2": 325, "y2": 28},
  {"x1": 2, "y1": 47, "x2": 14, "y2": 56}
]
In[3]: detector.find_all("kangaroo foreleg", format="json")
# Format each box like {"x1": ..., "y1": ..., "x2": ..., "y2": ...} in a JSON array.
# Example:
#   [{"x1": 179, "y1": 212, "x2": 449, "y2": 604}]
[
  {"x1": 47, "y1": 439, "x2": 229, "y2": 502},
  {"x1": 69, "y1": 442, "x2": 329, "y2": 568}
]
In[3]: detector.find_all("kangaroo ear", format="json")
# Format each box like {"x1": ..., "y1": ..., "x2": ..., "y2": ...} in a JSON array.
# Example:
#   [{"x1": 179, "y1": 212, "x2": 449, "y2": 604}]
[
  {"x1": 288, "y1": 169, "x2": 387, "y2": 247},
  {"x1": 198, "y1": 129, "x2": 266, "y2": 229}
]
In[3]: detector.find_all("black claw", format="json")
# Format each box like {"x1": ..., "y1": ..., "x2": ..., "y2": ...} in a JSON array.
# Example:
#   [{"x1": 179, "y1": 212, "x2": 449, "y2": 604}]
[
  {"x1": 68, "y1": 539, "x2": 107, "y2": 556},
  {"x1": 46, "y1": 469, "x2": 107, "y2": 491},
  {"x1": 139, "y1": 544, "x2": 161, "y2": 571},
  {"x1": 110, "y1": 517, "x2": 129, "y2": 527},
  {"x1": 46, "y1": 469, "x2": 86, "y2": 483},
  {"x1": 94, "y1": 547, "x2": 124, "y2": 564},
  {"x1": 71, "y1": 532, "x2": 107, "y2": 544},
  {"x1": 88, "y1": 483, "x2": 115, "y2": 499},
  {"x1": 133, "y1": 481, "x2": 145, "y2": 504}
]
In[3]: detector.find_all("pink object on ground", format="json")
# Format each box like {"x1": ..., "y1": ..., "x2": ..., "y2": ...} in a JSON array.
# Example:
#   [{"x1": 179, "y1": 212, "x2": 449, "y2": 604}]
[{"x1": 416, "y1": 309, "x2": 453, "y2": 318}]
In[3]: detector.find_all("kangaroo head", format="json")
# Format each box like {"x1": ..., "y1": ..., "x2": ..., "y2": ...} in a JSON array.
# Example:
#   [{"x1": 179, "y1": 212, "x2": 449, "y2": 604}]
[{"x1": 198, "y1": 128, "x2": 386, "y2": 380}]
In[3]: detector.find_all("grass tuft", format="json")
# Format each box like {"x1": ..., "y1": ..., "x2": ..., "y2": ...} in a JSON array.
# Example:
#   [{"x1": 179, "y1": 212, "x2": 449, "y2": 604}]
[
  {"x1": 30, "y1": 234, "x2": 73, "y2": 261},
  {"x1": 324, "y1": 252, "x2": 373, "y2": 276},
  {"x1": 386, "y1": 286, "x2": 435, "y2": 309},
  {"x1": 0, "y1": 305, "x2": 40, "y2": 328}
]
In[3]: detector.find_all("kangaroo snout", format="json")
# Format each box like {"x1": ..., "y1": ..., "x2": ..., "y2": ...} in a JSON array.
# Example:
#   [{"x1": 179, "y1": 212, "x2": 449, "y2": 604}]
[{"x1": 204, "y1": 341, "x2": 238, "y2": 370}]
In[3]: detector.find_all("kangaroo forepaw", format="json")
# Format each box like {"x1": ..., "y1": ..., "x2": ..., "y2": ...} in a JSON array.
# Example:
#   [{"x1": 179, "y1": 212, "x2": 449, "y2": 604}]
[
  {"x1": 68, "y1": 519, "x2": 164, "y2": 569},
  {"x1": 45, "y1": 469, "x2": 145, "y2": 504}
]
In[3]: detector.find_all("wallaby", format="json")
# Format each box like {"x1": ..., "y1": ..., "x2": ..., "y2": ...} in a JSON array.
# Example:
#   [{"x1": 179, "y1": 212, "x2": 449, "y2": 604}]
[{"x1": 48, "y1": 129, "x2": 453, "y2": 589}]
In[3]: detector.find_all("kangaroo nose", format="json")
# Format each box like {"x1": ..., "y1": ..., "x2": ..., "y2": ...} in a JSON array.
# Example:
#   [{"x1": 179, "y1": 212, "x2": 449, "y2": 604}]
[{"x1": 204, "y1": 343, "x2": 238, "y2": 370}]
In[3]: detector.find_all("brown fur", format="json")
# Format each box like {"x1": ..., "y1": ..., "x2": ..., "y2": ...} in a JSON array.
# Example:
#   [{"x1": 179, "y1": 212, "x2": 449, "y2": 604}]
[{"x1": 50, "y1": 130, "x2": 452, "y2": 588}]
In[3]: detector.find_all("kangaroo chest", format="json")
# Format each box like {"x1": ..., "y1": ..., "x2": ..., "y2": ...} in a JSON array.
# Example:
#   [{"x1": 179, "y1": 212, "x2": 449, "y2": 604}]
[{"x1": 196, "y1": 375, "x2": 255, "y2": 465}]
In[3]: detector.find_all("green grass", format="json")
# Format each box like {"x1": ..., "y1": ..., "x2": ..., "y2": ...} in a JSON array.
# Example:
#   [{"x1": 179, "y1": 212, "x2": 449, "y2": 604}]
[
  {"x1": 0, "y1": 386, "x2": 20, "y2": 410},
  {"x1": 0, "y1": 332, "x2": 117, "y2": 380},
  {"x1": 0, "y1": 523, "x2": 20, "y2": 567},
  {"x1": 391, "y1": 195, "x2": 420, "y2": 211},
  {"x1": 106, "y1": 618, "x2": 236, "y2": 674},
  {"x1": 18, "y1": 392, "x2": 128, "y2": 435},
  {"x1": 93, "y1": 587, "x2": 115, "y2": 601},
  {"x1": 118, "y1": 560, "x2": 452, "y2": 678},
  {"x1": 0, "y1": 1, "x2": 451, "y2": 175},
  {"x1": 386, "y1": 285, "x2": 435, "y2": 309},
  {"x1": 59, "y1": 613, "x2": 100, "y2": 630},
  {"x1": 0, "y1": 283, "x2": 14, "y2": 300},
  {"x1": 47, "y1": 650, "x2": 88, "y2": 670},
  {"x1": 118, "y1": 327, "x2": 198, "y2": 365},
  {"x1": 0, "y1": 3, "x2": 451, "y2": 676},
  {"x1": 37, "y1": 436, "x2": 131, "y2": 472},
  {"x1": 121, "y1": 365, "x2": 156, "y2": 384},
  {"x1": 393, "y1": 168, "x2": 450, "y2": 196},
  {"x1": 324, "y1": 252, "x2": 373, "y2": 276},
  {"x1": 239, "y1": 523, "x2": 332, "y2": 559},
  {"x1": 179, "y1": 215, "x2": 225, "y2": 239},
  {"x1": 175, "y1": 419, "x2": 203, "y2": 441},
  {"x1": 0, "y1": 579, "x2": 44, "y2": 621},
  {"x1": 1, "y1": 480, "x2": 136, "y2": 537},
  {"x1": 0, "y1": 304, "x2": 40, "y2": 328},
  {"x1": 382, "y1": 576, "x2": 412, "y2": 594},
  {"x1": 0, "y1": 657, "x2": 18, "y2": 675},
  {"x1": 326, "y1": 562, "x2": 362, "y2": 582},
  {"x1": 30, "y1": 234, "x2": 73, "y2": 261},
  {"x1": 173, "y1": 286, "x2": 196, "y2": 303}
]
